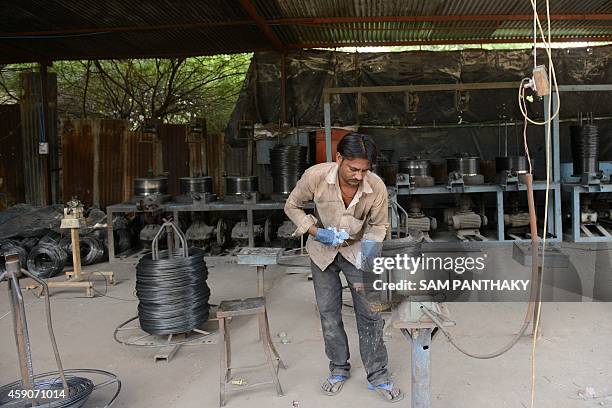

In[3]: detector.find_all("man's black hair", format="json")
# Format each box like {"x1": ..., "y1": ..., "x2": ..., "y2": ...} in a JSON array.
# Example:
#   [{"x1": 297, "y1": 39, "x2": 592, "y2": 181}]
[{"x1": 336, "y1": 133, "x2": 378, "y2": 167}]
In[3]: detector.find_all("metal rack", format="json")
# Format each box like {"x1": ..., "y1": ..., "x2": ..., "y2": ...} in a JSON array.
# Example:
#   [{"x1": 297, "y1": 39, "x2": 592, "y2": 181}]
[
  {"x1": 323, "y1": 82, "x2": 563, "y2": 245},
  {"x1": 555, "y1": 84, "x2": 612, "y2": 242}
]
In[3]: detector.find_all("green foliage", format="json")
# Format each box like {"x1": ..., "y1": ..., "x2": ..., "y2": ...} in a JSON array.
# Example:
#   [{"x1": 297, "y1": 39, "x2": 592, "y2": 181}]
[{"x1": 0, "y1": 54, "x2": 252, "y2": 132}]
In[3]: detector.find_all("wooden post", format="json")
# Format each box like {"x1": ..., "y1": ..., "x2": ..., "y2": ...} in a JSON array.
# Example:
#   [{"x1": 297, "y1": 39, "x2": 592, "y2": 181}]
[{"x1": 70, "y1": 227, "x2": 82, "y2": 280}]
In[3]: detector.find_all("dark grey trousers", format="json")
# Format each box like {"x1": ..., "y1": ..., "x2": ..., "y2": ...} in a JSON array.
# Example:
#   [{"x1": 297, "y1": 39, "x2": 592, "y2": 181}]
[{"x1": 311, "y1": 253, "x2": 389, "y2": 385}]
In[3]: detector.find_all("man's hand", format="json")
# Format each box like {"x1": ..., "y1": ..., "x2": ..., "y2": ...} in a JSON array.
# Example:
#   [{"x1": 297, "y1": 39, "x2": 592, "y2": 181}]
[{"x1": 314, "y1": 227, "x2": 349, "y2": 247}]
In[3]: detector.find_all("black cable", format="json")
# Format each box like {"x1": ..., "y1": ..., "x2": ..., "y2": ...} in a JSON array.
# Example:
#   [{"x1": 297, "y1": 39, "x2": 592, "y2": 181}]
[
  {"x1": 88, "y1": 271, "x2": 137, "y2": 302},
  {"x1": 27, "y1": 243, "x2": 67, "y2": 279},
  {"x1": 136, "y1": 247, "x2": 210, "y2": 335}
]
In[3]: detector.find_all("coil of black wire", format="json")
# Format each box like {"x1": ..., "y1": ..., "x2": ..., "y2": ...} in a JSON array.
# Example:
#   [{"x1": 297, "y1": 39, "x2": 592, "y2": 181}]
[
  {"x1": 136, "y1": 247, "x2": 210, "y2": 335},
  {"x1": 27, "y1": 243, "x2": 67, "y2": 279},
  {"x1": 20, "y1": 236, "x2": 40, "y2": 252},
  {"x1": 114, "y1": 229, "x2": 134, "y2": 254},
  {"x1": 38, "y1": 230, "x2": 62, "y2": 245},
  {"x1": 0, "y1": 375, "x2": 94, "y2": 408},
  {"x1": 270, "y1": 145, "x2": 308, "y2": 195},
  {"x1": 570, "y1": 124, "x2": 599, "y2": 175},
  {"x1": 59, "y1": 235, "x2": 106, "y2": 266}
]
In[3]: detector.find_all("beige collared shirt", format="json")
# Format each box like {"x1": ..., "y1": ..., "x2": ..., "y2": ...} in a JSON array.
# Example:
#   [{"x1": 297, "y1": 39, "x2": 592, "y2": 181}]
[{"x1": 284, "y1": 161, "x2": 389, "y2": 270}]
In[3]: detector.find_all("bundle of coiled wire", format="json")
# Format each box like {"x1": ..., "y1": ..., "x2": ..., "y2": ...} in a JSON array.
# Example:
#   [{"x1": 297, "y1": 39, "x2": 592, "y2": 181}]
[
  {"x1": 113, "y1": 229, "x2": 134, "y2": 254},
  {"x1": 0, "y1": 240, "x2": 28, "y2": 272},
  {"x1": 20, "y1": 236, "x2": 40, "y2": 252},
  {"x1": 136, "y1": 247, "x2": 210, "y2": 335},
  {"x1": 27, "y1": 243, "x2": 67, "y2": 279},
  {"x1": 0, "y1": 375, "x2": 94, "y2": 408},
  {"x1": 39, "y1": 230, "x2": 62, "y2": 245},
  {"x1": 59, "y1": 235, "x2": 106, "y2": 266},
  {"x1": 270, "y1": 145, "x2": 308, "y2": 195},
  {"x1": 570, "y1": 124, "x2": 599, "y2": 175}
]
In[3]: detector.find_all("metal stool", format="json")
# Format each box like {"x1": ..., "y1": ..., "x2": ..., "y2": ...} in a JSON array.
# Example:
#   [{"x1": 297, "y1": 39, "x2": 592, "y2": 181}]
[{"x1": 217, "y1": 297, "x2": 285, "y2": 407}]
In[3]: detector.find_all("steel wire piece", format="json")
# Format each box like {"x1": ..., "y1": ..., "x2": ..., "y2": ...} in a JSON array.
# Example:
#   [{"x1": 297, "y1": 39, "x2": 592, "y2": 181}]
[
  {"x1": 270, "y1": 145, "x2": 308, "y2": 195},
  {"x1": 570, "y1": 124, "x2": 599, "y2": 175},
  {"x1": 135, "y1": 221, "x2": 210, "y2": 335},
  {"x1": 27, "y1": 243, "x2": 67, "y2": 279}
]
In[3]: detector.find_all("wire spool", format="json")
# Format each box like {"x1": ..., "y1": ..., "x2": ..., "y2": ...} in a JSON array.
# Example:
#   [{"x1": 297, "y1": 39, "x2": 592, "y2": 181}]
[
  {"x1": 180, "y1": 176, "x2": 213, "y2": 194},
  {"x1": 570, "y1": 124, "x2": 599, "y2": 175},
  {"x1": 60, "y1": 236, "x2": 106, "y2": 266},
  {"x1": 495, "y1": 156, "x2": 528, "y2": 174},
  {"x1": 133, "y1": 177, "x2": 168, "y2": 197},
  {"x1": 136, "y1": 247, "x2": 210, "y2": 335},
  {"x1": 224, "y1": 176, "x2": 258, "y2": 197},
  {"x1": 446, "y1": 156, "x2": 481, "y2": 176},
  {"x1": 0, "y1": 375, "x2": 94, "y2": 408},
  {"x1": 398, "y1": 158, "x2": 432, "y2": 177},
  {"x1": 27, "y1": 243, "x2": 67, "y2": 279},
  {"x1": 39, "y1": 230, "x2": 62, "y2": 245},
  {"x1": 270, "y1": 145, "x2": 308, "y2": 196}
]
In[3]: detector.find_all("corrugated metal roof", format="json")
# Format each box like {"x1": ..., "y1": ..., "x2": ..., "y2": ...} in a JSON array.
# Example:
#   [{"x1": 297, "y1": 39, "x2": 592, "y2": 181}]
[{"x1": 2, "y1": 0, "x2": 612, "y2": 62}]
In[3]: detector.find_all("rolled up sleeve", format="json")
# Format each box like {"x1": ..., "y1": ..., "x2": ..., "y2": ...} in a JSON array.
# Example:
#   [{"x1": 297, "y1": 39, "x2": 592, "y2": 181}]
[
  {"x1": 362, "y1": 190, "x2": 389, "y2": 242},
  {"x1": 284, "y1": 169, "x2": 319, "y2": 236}
]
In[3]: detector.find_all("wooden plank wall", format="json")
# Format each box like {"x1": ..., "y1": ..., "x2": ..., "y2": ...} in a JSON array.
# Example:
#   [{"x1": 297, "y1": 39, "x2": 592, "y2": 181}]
[
  {"x1": 0, "y1": 105, "x2": 24, "y2": 208},
  {"x1": 60, "y1": 119, "x2": 219, "y2": 208}
]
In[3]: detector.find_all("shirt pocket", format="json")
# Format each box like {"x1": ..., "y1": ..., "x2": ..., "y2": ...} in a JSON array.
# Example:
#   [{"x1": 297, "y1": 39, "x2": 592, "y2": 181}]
[{"x1": 344, "y1": 214, "x2": 366, "y2": 238}]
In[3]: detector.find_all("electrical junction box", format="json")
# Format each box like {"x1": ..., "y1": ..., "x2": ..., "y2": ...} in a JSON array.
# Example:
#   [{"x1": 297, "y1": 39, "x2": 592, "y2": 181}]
[{"x1": 38, "y1": 142, "x2": 49, "y2": 154}]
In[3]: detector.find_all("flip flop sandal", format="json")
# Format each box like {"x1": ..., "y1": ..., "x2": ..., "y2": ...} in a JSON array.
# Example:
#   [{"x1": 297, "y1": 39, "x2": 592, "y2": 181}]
[
  {"x1": 321, "y1": 374, "x2": 348, "y2": 396},
  {"x1": 368, "y1": 382, "x2": 405, "y2": 403}
]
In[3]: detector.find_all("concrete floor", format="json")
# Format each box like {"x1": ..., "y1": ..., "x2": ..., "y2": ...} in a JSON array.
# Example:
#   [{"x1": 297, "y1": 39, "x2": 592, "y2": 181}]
[{"x1": 1, "y1": 245, "x2": 611, "y2": 408}]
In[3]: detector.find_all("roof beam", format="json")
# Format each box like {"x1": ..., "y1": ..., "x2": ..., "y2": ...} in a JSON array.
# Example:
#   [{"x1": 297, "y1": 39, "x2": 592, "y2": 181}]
[
  {"x1": 239, "y1": 0, "x2": 284, "y2": 52},
  {"x1": 289, "y1": 36, "x2": 612, "y2": 49},
  {"x1": 270, "y1": 14, "x2": 612, "y2": 25},
  {"x1": 0, "y1": 20, "x2": 254, "y2": 38},
  {"x1": 3, "y1": 13, "x2": 612, "y2": 39}
]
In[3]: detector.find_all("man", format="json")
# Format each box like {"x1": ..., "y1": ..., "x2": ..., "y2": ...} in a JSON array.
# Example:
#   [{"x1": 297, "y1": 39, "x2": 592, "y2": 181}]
[{"x1": 284, "y1": 133, "x2": 403, "y2": 402}]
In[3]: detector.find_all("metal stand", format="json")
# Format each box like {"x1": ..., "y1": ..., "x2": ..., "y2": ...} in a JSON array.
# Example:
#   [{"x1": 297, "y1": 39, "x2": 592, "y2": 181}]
[
  {"x1": 0, "y1": 252, "x2": 121, "y2": 407},
  {"x1": 31, "y1": 198, "x2": 115, "y2": 297},
  {"x1": 392, "y1": 299, "x2": 454, "y2": 408},
  {"x1": 236, "y1": 247, "x2": 284, "y2": 296},
  {"x1": 217, "y1": 297, "x2": 285, "y2": 407},
  {"x1": 113, "y1": 316, "x2": 218, "y2": 363}
]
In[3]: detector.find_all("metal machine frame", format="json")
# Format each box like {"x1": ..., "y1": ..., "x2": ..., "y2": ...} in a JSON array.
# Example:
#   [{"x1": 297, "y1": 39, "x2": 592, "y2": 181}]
[{"x1": 555, "y1": 84, "x2": 612, "y2": 242}]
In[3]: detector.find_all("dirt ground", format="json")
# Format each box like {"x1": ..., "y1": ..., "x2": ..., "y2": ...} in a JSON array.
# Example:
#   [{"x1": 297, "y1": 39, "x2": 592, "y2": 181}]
[{"x1": 1, "y1": 245, "x2": 611, "y2": 408}]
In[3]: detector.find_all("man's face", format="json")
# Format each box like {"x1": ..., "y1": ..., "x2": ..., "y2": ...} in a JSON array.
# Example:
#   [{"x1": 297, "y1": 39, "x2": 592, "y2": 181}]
[{"x1": 336, "y1": 153, "x2": 370, "y2": 187}]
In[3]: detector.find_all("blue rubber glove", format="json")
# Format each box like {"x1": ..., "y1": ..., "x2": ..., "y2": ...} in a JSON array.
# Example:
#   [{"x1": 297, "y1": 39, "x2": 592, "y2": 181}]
[
  {"x1": 315, "y1": 227, "x2": 350, "y2": 247},
  {"x1": 333, "y1": 229, "x2": 349, "y2": 246},
  {"x1": 314, "y1": 227, "x2": 336, "y2": 246}
]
